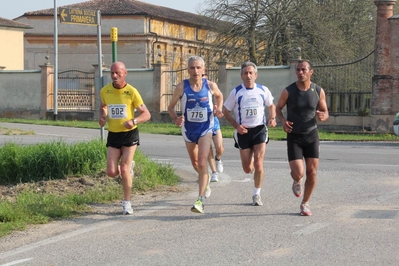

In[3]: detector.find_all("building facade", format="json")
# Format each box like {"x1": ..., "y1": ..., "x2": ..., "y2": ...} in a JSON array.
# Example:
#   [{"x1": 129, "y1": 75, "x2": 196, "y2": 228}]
[
  {"x1": 14, "y1": 0, "x2": 220, "y2": 71},
  {"x1": 0, "y1": 17, "x2": 31, "y2": 70}
]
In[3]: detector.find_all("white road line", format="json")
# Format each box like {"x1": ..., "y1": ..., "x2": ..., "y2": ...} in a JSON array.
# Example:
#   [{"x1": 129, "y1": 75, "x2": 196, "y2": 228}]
[
  {"x1": 356, "y1": 164, "x2": 399, "y2": 167},
  {"x1": 233, "y1": 178, "x2": 252, "y2": 183},
  {"x1": 0, "y1": 221, "x2": 117, "y2": 260},
  {"x1": 0, "y1": 201, "x2": 176, "y2": 260},
  {"x1": 293, "y1": 223, "x2": 331, "y2": 236},
  {"x1": 0, "y1": 258, "x2": 33, "y2": 266}
]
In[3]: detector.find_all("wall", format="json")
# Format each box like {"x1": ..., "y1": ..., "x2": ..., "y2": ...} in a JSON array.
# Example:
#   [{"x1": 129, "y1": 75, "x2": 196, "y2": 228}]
[
  {"x1": 0, "y1": 70, "x2": 42, "y2": 118},
  {"x1": 0, "y1": 28, "x2": 25, "y2": 70},
  {"x1": 0, "y1": 62, "x2": 391, "y2": 132},
  {"x1": 224, "y1": 65, "x2": 290, "y2": 98}
]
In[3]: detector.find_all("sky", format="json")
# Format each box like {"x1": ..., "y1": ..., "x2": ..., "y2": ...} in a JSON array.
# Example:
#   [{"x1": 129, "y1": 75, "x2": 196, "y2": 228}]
[{"x1": 0, "y1": 0, "x2": 203, "y2": 20}]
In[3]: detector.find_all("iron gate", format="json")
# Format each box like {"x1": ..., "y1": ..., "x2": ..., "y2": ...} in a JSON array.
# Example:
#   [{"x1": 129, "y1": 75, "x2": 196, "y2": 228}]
[
  {"x1": 161, "y1": 68, "x2": 218, "y2": 113},
  {"x1": 49, "y1": 69, "x2": 95, "y2": 111},
  {"x1": 313, "y1": 51, "x2": 374, "y2": 116}
]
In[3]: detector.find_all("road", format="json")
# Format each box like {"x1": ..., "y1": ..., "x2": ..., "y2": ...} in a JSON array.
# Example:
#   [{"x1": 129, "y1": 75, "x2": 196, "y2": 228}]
[{"x1": 0, "y1": 123, "x2": 398, "y2": 266}]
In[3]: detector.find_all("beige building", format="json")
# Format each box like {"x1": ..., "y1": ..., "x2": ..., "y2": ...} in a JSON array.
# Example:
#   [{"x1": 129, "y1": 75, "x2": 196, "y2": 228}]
[
  {"x1": 0, "y1": 17, "x2": 31, "y2": 70},
  {"x1": 14, "y1": 0, "x2": 220, "y2": 71}
]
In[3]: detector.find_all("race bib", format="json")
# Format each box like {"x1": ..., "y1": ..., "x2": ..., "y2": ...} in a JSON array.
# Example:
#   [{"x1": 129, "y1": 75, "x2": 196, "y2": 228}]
[
  {"x1": 243, "y1": 106, "x2": 259, "y2": 119},
  {"x1": 187, "y1": 104, "x2": 208, "y2": 123},
  {"x1": 108, "y1": 104, "x2": 127, "y2": 119}
]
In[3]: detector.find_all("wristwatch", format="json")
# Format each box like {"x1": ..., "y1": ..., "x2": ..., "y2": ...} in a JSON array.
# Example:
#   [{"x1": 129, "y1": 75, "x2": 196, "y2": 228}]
[{"x1": 133, "y1": 119, "x2": 137, "y2": 125}]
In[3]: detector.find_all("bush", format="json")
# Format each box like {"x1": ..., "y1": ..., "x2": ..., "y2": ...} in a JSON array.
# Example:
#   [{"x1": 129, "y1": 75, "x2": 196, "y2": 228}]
[{"x1": 0, "y1": 140, "x2": 107, "y2": 185}]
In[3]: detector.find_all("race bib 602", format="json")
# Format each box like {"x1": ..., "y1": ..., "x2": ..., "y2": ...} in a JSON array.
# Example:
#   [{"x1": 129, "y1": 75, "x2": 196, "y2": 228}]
[{"x1": 108, "y1": 104, "x2": 127, "y2": 119}]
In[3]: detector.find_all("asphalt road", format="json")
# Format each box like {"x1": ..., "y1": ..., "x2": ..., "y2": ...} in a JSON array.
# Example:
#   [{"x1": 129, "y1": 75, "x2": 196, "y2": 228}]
[{"x1": 0, "y1": 123, "x2": 398, "y2": 266}]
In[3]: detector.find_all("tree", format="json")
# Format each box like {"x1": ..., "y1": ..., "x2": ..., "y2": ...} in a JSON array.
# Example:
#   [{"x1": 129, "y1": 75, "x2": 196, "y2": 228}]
[
  {"x1": 200, "y1": 0, "x2": 264, "y2": 65},
  {"x1": 199, "y1": 0, "x2": 383, "y2": 66}
]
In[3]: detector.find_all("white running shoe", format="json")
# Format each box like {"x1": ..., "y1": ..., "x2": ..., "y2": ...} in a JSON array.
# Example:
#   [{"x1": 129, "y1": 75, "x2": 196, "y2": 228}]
[
  {"x1": 252, "y1": 194, "x2": 263, "y2": 206},
  {"x1": 215, "y1": 157, "x2": 224, "y2": 173},
  {"x1": 205, "y1": 185, "x2": 212, "y2": 198},
  {"x1": 122, "y1": 201, "x2": 133, "y2": 215},
  {"x1": 210, "y1": 172, "x2": 219, "y2": 182},
  {"x1": 300, "y1": 203, "x2": 312, "y2": 216},
  {"x1": 191, "y1": 198, "x2": 204, "y2": 214}
]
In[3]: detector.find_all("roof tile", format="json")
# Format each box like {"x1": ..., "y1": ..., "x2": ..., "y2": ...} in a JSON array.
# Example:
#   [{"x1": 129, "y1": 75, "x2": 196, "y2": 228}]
[
  {"x1": 0, "y1": 17, "x2": 32, "y2": 28},
  {"x1": 24, "y1": 0, "x2": 212, "y2": 28}
]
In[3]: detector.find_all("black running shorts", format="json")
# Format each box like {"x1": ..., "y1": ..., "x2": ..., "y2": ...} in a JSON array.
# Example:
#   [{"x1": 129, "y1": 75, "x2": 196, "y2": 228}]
[
  {"x1": 106, "y1": 128, "x2": 140, "y2": 149},
  {"x1": 233, "y1": 124, "x2": 268, "y2": 150},
  {"x1": 287, "y1": 128, "x2": 319, "y2": 161}
]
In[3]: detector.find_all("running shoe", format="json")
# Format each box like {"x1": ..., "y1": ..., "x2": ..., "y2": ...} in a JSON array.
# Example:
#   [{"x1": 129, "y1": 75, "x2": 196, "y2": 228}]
[
  {"x1": 215, "y1": 157, "x2": 224, "y2": 173},
  {"x1": 210, "y1": 172, "x2": 219, "y2": 182},
  {"x1": 300, "y1": 203, "x2": 312, "y2": 216},
  {"x1": 252, "y1": 194, "x2": 263, "y2": 206},
  {"x1": 122, "y1": 200, "x2": 133, "y2": 215},
  {"x1": 191, "y1": 198, "x2": 204, "y2": 213},
  {"x1": 205, "y1": 185, "x2": 212, "y2": 198},
  {"x1": 292, "y1": 180, "x2": 302, "y2": 197},
  {"x1": 130, "y1": 161, "x2": 135, "y2": 178}
]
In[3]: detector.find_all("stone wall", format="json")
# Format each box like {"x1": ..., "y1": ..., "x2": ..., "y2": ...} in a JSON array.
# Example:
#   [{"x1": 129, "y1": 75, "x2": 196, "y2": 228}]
[{"x1": 0, "y1": 62, "x2": 376, "y2": 132}]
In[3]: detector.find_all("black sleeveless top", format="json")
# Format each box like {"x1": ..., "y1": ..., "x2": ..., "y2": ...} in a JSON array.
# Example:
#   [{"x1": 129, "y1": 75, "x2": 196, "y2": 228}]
[{"x1": 286, "y1": 82, "x2": 321, "y2": 134}]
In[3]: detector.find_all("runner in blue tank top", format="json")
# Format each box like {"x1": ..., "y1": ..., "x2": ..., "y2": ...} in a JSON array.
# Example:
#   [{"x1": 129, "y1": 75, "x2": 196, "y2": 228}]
[
  {"x1": 181, "y1": 78, "x2": 214, "y2": 142},
  {"x1": 168, "y1": 56, "x2": 224, "y2": 214}
]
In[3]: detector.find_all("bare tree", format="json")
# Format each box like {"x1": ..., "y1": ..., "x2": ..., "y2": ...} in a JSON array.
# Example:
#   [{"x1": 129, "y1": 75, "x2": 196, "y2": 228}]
[
  {"x1": 200, "y1": 0, "x2": 385, "y2": 66},
  {"x1": 200, "y1": 0, "x2": 267, "y2": 65}
]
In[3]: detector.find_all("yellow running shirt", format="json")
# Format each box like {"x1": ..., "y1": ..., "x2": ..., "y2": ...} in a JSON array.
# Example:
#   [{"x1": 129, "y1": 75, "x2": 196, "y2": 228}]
[{"x1": 100, "y1": 83, "x2": 144, "y2": 133}]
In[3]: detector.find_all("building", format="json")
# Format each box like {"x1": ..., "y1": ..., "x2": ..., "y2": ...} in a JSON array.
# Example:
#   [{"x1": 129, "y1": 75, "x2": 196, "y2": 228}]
[
  {"x1": 14, "y1": 0, "x2": 221, "y2": 71},
  {"x1": 0, "y1": 17, "x2": 31, "y2": 70}
]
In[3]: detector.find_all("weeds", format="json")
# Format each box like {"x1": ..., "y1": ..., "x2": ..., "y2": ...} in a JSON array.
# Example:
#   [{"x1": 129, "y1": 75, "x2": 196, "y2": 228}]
[{"x1": 0, "y1": 139, "x2": 180, "y2": 237}]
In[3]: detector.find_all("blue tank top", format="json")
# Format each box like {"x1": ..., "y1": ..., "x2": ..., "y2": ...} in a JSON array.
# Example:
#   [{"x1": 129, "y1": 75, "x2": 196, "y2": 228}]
[{"x1": 181, "y1": 78, "x2": 214, "y2": 135}]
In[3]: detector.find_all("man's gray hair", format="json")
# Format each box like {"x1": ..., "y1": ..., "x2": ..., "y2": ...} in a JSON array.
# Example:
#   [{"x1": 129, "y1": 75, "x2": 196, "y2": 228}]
[
  {"x1": 188, "y1": 56, "x2": 205, "y2": 67},
  {"x1": 241, "y1": 61, "x2": 257, "y2": 74}
]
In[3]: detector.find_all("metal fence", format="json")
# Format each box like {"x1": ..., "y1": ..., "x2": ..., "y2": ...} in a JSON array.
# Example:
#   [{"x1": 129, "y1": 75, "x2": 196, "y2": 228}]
[
  {"x1": 49, "y1": 69, "x2": 95, "y2": 111},
  {"x1": 313, "y1": 51, "x2": 374, "y2": 116},
  {"x1": 161, "y1": 68, "x2": 218, "y2": 113}
]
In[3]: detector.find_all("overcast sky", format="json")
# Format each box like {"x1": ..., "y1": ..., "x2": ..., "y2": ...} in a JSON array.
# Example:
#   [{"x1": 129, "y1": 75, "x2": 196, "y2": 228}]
[{"x1": 0, "y1": 0, "x2": 203, "y2": 20}]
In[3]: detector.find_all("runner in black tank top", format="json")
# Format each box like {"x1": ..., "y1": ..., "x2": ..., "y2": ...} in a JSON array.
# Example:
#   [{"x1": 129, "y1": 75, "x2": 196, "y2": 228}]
[{"x1": 276, "y1": 59, "x2": 329, "y2": 216}]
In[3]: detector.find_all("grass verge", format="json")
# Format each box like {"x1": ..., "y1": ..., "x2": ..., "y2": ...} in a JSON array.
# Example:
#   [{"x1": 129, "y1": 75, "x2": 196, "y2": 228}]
[
  {"x1": 0, "y1": 139, "x2": 179, "y2": 237},
  {"x1": 0, "y1": 117, "x2": 398, "y2": 141}
]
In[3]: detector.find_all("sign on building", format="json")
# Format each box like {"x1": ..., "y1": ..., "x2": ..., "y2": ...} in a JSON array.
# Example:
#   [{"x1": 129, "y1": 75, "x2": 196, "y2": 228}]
[{"x1": 60, "y1": 8, "x2": 99, "y2": 26}]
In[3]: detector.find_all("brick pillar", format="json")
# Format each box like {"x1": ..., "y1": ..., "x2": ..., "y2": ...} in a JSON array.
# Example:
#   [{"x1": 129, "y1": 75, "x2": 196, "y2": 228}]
[
  {"x1": 371, "y1": 0, "x2": 397, "y2": 132},
  {"x1": 374, "y1": 0, "x2": 396, "y2": 75},
  {"x1": 39, "y1": 64, "x2": 53, "y2": 119},
  {"x1": 390, "y1": 16, "x2": 399, "y2": 113}
]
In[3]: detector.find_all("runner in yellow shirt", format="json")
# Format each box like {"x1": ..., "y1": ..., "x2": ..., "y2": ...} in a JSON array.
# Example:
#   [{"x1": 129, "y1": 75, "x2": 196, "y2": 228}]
[{"x1": 99, "y1": 61, "x2": 151, "y2": 215}]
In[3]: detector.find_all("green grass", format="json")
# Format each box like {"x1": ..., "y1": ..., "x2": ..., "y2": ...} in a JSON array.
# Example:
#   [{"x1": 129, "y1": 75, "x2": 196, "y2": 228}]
[
  {"x1": 0, "y1": 136, "x2": 179, "y2": 237},
  {"x1": 0, "y1": 140, "x2": 106, "y2": 184},
  {"x1": 0, "y1": 117, "x2": 397, "y2": 141}
]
